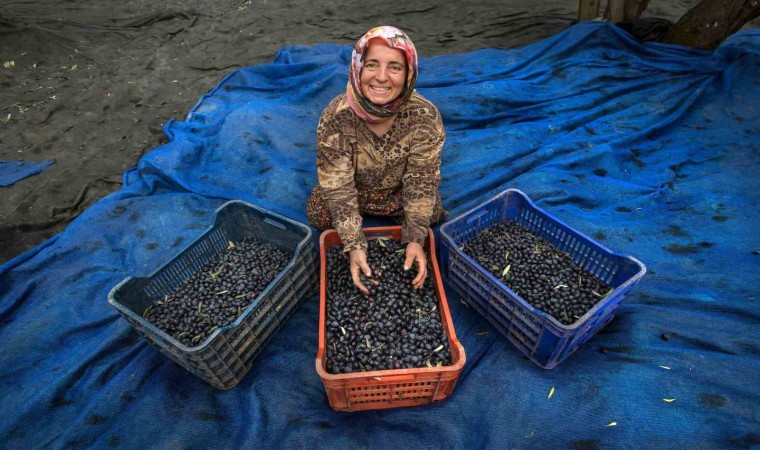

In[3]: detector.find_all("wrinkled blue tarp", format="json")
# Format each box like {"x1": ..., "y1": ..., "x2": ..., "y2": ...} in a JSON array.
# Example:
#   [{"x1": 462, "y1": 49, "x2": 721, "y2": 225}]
[
  {"x1": 1, "y1": 22, "x2": 758, "y2": 449},
  {"x1": 0, "y1": 159, "x2": 54, "y2": 186}
]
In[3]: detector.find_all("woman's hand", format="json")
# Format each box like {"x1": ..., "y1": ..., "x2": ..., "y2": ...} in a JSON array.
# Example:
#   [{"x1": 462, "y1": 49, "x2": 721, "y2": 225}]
[
  {"x1": 404, "y1": 242, "x2": 427, "y2": 289},
  {"x1": 349, "y1": 249, "x2": 375, "y2": 295}
]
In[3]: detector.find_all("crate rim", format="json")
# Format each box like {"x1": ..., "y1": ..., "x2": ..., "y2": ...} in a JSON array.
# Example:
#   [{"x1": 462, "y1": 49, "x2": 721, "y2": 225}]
[
  {"x1": 315, "y1": 226, "x2": 466, "y2": 384},
  {"x1": 107, "y1": 199, "x2": 314, "y2": 352},
  {"x1": 439, "y1": 188, "x2": 646, "y2": 331}
]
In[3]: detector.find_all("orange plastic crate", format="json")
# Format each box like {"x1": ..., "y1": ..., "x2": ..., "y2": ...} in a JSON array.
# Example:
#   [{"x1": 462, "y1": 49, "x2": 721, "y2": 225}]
[{"x1": 315, "y1": 226, "x2": 466, "y2": 412}]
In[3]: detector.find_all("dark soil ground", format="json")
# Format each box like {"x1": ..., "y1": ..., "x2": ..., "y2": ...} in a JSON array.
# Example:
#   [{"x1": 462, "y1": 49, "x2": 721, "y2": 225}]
[{"x1": 1, "y1": 0, "x2": 756, "y2": 264}]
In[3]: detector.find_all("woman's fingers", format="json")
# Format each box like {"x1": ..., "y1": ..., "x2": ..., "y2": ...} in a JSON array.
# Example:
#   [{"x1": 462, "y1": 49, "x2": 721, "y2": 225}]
[
  {"x1": 403, "y1": 252, "x2": 415, "y2": 271},
  {"x1": 351, "y1": 264, "x2": 370, "y2": 294},
  {"x1": 350, "y1": 250, "x2": 371, "y2": 294},
  {"x1": 359, "y1": 259, "x2": 372, "y2": 278},
  {"x1": 405, "y1": 242, "x2": 427, "y2": 289},
  {"x1": 353, "y1": 277, "x2": 369, "y2": 294},
  {"x1": 412, "y1": 251, "x2": 425, "y2": 288}
]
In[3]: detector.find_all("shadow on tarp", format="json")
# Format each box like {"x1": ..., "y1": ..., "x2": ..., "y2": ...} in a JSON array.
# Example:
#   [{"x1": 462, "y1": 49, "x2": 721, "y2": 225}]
[{"x1": 1, "y1": 22, "x2": 758, "y2": 449}]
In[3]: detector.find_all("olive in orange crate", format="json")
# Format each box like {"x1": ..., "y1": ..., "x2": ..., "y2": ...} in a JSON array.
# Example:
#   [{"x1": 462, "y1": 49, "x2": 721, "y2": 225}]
[
  {"x1": 316, "y1": 226, "x2": 466, "y2": 412},
  {"x1": 324, "y1": 238, "x2": 450, "y2": 374}
]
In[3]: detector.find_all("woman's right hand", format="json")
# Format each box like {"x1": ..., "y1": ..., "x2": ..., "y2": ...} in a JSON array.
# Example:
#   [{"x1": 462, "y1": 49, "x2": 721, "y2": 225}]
[{"x1": 349, "y1": 249, "x2": 375, "y2": 295}]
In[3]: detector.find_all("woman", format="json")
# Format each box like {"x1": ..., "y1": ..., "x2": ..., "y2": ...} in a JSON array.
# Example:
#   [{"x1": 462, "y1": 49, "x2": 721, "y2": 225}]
[{"x1": 307, "y1": 26, "x2": 447, "y2": 294}]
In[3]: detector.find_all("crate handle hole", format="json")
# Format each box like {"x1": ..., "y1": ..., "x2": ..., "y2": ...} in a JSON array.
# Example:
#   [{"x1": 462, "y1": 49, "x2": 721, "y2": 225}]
[
  {"x1": 466, "y1": 209, "x2": 488, "y2": 224},
  {"x1": 374, "y1": 374, "x2": 416, "y2": 383},
  {"x1": 365, "y1": 231, "x2": 393, "y2": 239},
  {"x1": 264, "y1": 217, "x2": 287, "y2": 230}
]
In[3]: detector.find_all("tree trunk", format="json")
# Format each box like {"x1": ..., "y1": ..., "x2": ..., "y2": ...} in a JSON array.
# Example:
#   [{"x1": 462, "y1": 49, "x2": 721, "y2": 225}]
[
  {"x1": 603, "y1": 0, "x2": 650, "y2": 22},
  {"x1": 663, "y1": 0, "x2": 760, "y2": 49},
  {"x1": 578, "y1": 0, "x2": 602, "y2": 22},
  {"x1": 623, "y1": 0, "x2": 650, "y2": 21}
]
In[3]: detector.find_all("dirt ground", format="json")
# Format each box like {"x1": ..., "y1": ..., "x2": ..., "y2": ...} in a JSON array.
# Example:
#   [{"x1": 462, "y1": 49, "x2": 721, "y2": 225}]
[{"x1": 0, "y1": 0, "x2": 756, "y2": 264}]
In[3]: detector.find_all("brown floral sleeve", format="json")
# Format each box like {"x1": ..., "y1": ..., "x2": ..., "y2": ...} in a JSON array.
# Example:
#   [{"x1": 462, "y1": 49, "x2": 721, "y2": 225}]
[
  {"x1": 316, "y1": 100, "x2": 367, "y2": 253},
  {"x1": 401, "y1": 104, "x2": 445, "y2": 246}
]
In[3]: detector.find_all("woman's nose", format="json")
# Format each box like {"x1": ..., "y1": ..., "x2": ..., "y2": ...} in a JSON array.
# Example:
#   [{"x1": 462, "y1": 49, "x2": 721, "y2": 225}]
[{"x1": 375, "y1": 66, "x2": 388, "y2": 81}]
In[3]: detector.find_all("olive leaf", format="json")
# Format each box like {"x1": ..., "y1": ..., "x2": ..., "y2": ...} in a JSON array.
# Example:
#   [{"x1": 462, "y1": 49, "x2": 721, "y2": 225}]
[
  {"x1": 548, "y1": 387, "x2": 555, "y2": 399},
  {"x1": 502, "y1": 264, "x2": 511, "y2": 277}
]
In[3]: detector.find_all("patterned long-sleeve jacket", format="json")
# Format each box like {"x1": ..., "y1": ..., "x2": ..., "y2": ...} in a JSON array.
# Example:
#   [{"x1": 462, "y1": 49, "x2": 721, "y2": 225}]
[{"x1": 316, "y1": 91, "x2": 446, "y2": 253}]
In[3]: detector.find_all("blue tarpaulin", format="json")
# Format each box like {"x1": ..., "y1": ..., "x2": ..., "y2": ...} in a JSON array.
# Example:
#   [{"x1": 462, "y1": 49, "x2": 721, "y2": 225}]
[
  {"x1": 1, "y1": 22, "x2": 758, "y2": 449},
  {"x1": 0, "y1": 159, "x2": 55, "y2": 187}
]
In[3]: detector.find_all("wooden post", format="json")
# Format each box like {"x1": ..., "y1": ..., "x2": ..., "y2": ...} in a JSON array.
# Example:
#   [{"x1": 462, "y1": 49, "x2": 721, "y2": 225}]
[
  {"x1": 623, "y1": 0, "x2": 650, "y2": 21},
  {"x1": 664, "y1": 0, "x2": 760, "y2": 49},
  {"x1": 604, "y1": 0, "x2": 626, "y2": 23},
  {"x1": 591, "y1": 0, "x2": 649, "y2": 23},
  {"x1": 578, "y1": 0, "x2": 601, "y2": 22}
]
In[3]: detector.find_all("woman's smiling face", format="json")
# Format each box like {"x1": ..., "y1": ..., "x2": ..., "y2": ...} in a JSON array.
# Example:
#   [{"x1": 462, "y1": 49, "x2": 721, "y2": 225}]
[{"x1": 360, "y1": 39, "x2": 407, "y2": 105}]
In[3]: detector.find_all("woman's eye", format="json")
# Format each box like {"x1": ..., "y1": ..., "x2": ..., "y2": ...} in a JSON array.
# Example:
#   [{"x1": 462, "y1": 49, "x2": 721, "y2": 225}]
[
  {"x1": 389, "y1": 66, "x2": 403, "y2": 73},
  {"x1": 364, "y1": 62, "x2": 378, "y2": 70}
]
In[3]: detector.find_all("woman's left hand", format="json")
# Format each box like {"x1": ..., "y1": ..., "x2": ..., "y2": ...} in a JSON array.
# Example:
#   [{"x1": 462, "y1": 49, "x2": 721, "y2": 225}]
[{"x1": 404, "y1": 242, "x2": 427, "y2": 289}]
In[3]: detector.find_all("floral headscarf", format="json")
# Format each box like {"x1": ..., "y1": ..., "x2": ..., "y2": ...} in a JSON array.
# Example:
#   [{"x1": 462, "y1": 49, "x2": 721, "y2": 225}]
[{"x1": 346, "y1": 26, "x2": 418, "y2": 123}]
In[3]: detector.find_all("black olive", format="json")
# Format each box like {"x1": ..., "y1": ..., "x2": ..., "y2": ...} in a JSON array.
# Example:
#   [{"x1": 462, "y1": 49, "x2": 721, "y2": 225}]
[
  {"x1": 324, "y1": 238, "x2": 452, "y2": 374},
  {"x1": 461, "y1": 220, "x2": 612, "y2": 326},
  {"x1": 142, "y1": 236, "x2": 292, "y2": 347}
]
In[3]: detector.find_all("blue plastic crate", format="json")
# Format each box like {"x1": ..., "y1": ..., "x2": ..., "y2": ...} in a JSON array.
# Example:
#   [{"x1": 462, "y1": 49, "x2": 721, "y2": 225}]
[
  {"x1": 108, "y1": 200, "x2": 318, "y2": 389},
  {"x1": 439, "y1": 189, "x2": 645, "y2": 369}
]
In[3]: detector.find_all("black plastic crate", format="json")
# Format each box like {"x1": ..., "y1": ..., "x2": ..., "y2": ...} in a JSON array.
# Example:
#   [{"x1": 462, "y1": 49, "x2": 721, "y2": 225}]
[
  {"x1": 439, "y1": 189, "x2": 646, "y2": 368},
  {"x1": 108, "y1": 200, "x2": 318, "y2": 389}
]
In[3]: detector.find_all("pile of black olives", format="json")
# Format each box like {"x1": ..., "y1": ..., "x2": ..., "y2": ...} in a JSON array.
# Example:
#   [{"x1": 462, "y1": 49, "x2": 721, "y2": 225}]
[
  {"x1": 462, "y1": 220, "x2": 613, "y2": 325},
  {"x1": 144, "y1": 237, "x2": 291, "y2": 346},
  {"x1": 325, "y1": 238, "x2": 452, "y2": 374}
]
